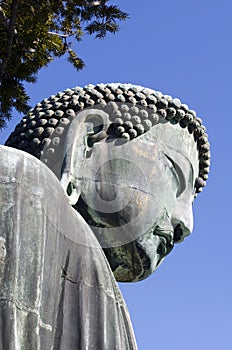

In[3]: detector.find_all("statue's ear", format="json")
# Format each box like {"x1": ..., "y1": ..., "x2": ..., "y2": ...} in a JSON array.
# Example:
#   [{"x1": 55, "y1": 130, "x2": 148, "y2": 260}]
[
  {"x1": 60, "y1": 171, "x2": 80, "y2": 205},
  {"x1": 59, "y1": 108, "x2": 110, "y2": 205},
  {"x1": 83, "y1": 112, "x2": 109, "y2": 159}
]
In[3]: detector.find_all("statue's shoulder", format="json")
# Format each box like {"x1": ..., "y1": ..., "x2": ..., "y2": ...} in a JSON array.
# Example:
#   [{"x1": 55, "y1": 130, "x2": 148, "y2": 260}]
[{"x1": 0, "y1": 145, "x2": 58, "y2": 182}]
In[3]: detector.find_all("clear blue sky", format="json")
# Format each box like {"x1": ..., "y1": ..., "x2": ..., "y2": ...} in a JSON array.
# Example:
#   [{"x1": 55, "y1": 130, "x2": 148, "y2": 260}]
[{"x1": 0, "y1": 1, "x2": 231, "y2": 349}]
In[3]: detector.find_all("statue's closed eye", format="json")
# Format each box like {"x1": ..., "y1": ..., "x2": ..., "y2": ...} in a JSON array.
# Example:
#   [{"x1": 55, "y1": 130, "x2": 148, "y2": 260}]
[{"x1": 164, "y1": 154, "x2": 186, "y2": 197}]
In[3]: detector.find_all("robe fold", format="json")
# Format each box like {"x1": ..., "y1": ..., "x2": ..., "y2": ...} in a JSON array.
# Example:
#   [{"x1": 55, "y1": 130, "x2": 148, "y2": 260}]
[{"x1": 0, "y1": 146, "x2": 137, "y2": 350}]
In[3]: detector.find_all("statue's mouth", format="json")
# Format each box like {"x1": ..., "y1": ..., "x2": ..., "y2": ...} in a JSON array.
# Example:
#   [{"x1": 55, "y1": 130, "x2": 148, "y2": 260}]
[
  {"x1": 155, "y1": 235, "x2": 174, "y2": 257},
  {"x1": 136, "y1": 229, "x2": 174, "y2": 259},
  {"x1": 73, "y1": 194, "x2": 175, "y2": 281}
]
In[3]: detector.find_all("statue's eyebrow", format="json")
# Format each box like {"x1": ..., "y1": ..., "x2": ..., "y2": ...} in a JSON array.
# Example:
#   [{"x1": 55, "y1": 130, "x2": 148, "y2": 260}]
[{"x1": 164, "y1": 153, "x2": 187, "y2": 197}]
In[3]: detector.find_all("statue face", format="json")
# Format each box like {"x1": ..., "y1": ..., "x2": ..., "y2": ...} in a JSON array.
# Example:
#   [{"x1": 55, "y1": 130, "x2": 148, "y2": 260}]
[
  {"x1": 63, "y1": 110, "x2": 199, "y2": 282},
  {"x1": 5, "y1": 82, "x2": 209, "y2": 282}
]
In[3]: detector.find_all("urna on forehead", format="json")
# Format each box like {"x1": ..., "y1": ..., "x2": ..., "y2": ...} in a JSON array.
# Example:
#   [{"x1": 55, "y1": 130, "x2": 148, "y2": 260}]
[{"x1": 5, "y1": 83, "x2": 210, "y2": 195}]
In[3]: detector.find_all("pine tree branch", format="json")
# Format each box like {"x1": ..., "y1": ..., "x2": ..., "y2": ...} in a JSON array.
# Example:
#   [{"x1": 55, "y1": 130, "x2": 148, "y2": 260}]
[
  {"x1": 0, "y1": 0, "x2": 128, "y2": 124},
  {"x1": 48, "y1": 31, "x2": 68, "y2": 38},
  {"x1": 0, "y1": 0, "x2": 19, "y2": 81},
  {"x1": 0, "y1": 6, "x2": 7, "y2": 27}
]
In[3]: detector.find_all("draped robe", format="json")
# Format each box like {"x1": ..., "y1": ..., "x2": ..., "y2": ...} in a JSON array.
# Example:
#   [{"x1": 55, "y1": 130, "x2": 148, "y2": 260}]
[{"x1": 0, "y1": 146, "x2": 137, "y2": 350}]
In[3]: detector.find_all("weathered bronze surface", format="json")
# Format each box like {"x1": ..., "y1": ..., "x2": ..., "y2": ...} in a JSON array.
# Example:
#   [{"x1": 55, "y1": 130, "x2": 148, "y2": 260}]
[
  {"x1": 1, "y1": 83, "x2": 210, "y2": 348},
  {"x1": 0, "y1": 146, "x2": 137, "y2": 349}
]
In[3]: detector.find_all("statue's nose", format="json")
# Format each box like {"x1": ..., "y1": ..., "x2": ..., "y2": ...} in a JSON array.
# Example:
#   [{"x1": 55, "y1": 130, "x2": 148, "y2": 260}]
[{"x1": 172, "y1": 203, "x2": 194, "y2": 242}]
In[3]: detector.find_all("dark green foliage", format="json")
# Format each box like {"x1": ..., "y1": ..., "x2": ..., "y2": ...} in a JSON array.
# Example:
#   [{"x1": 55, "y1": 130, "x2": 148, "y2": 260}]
[{"x1": 0, "y1": 0, "x2": 128, "y2": 127}]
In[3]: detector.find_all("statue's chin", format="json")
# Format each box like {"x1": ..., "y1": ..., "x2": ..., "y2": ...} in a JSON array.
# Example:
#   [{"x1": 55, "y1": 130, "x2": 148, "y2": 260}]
[
  {"x1": 73, "y1": 196, "x2": 174, "y2": 282},
  {"x1": 102, "y1": 231, "x2": 174, "y2": 282}
]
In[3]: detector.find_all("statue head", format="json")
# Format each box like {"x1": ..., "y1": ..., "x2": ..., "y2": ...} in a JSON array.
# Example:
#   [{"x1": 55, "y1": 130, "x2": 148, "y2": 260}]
[{"x1": 6, "y1": 83, "x2": 210, "y2": 282}]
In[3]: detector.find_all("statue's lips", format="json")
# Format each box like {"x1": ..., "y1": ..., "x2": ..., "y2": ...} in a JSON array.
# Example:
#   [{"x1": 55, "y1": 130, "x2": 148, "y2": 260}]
[
  {"x1": 135, "y1": 226, "x2": 174, "y2": 260},
  {"x1": 154, "y1": 235, "x2": 174, "y2": 257},
  {"x1": 153, "y1": 228, "x2": 174, "y2": 255},
  {"x1": 132, "y1": 229, "x2": 174, "y2": 280}
]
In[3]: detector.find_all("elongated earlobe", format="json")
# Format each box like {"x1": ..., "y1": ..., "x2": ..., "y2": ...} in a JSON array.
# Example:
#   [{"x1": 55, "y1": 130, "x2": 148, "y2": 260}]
[
  {"x1": 59, "y1": 109, "x2": 110, "y2": 205},
  {"x1": 60, "y1": 171, "x2": 80, "y2": 205},
  {"x1": 66, "y1": 181, "x2": 80, "y2": 205}
]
